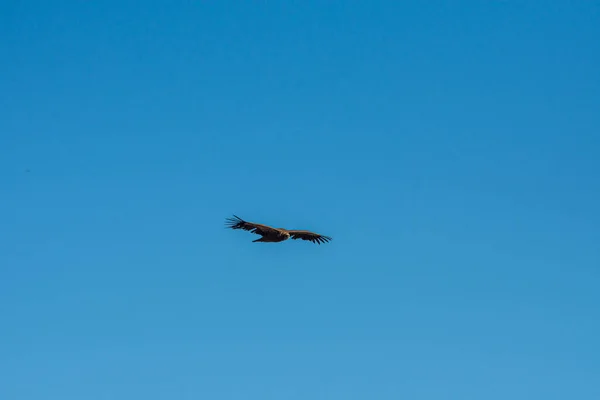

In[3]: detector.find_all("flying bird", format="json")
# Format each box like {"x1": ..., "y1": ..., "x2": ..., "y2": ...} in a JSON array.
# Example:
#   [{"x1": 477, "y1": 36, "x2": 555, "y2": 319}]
[{"x1": 225, "y1": 215, "x2": 332, "y2": 245}]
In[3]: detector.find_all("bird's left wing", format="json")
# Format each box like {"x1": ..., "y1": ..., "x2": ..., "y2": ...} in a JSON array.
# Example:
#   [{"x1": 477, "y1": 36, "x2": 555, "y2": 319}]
[{"x1": 286, "y1": 230, "x2": 332, "y2": 245}]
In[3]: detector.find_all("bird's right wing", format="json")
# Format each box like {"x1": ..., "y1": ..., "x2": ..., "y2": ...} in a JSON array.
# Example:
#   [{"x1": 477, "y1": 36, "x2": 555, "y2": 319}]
[{"x1": 225, "y1": 215, "x2": 280, "y2": 236}]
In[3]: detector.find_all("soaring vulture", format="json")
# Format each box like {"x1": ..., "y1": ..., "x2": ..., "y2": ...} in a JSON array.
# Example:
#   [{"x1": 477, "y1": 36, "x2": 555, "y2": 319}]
[{"x1": 225, "y1": 215, "x2": 332, "y2": 245}]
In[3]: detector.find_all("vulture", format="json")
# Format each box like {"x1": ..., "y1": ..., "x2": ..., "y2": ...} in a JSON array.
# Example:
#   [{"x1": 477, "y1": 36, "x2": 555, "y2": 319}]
[{"x1": 225, "y1": 215, "x2": 332, "y2": 245}]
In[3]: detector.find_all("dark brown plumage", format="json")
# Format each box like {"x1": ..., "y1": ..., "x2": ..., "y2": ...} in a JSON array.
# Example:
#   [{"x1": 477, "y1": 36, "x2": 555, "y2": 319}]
[{"x1": 225, "y1": 215, "x2": 332, "y2": 245}]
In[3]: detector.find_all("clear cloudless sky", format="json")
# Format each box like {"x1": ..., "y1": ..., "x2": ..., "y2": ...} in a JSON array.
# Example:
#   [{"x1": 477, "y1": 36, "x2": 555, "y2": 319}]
[{"x1": 1, "y1": 1, "x2": 599, "y2": 399}]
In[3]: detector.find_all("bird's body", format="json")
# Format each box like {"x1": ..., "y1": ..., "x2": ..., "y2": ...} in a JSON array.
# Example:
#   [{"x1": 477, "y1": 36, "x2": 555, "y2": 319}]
[
  {"x1": 252, "y1": 230, "x2": 290, "y2": 243},
  {"x1": 225, "y1": 215, "x2": 332, "y2": 245}
]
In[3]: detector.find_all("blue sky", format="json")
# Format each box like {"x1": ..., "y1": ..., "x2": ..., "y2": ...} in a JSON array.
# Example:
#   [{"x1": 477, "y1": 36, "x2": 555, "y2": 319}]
[{"x1": 1, "y1": 1, "x2": 599, "y2": 399}]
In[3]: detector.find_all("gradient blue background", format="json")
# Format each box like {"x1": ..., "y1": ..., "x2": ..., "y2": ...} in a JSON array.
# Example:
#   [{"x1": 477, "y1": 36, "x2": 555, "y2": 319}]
[{"x1": 1, "y1": 1, "x2": 599, "y2": 399}]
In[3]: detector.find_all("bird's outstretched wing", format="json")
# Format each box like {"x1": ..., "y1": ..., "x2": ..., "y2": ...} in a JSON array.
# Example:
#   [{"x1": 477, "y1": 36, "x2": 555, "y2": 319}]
[
  {"x1": 225, "y1": 215, "x2": 281, "y2": 236},
  {"x1": 286, "y1": 230, "x2": 332, "y2": 245}
]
